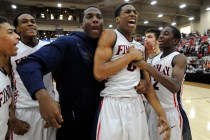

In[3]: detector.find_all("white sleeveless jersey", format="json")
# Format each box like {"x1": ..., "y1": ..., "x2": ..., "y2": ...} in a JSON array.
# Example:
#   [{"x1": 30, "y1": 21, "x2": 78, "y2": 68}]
[
  {"x1": 0, "y1": 71, "x2": 12, "y2": 140},
  {"x1": 141, "y1": 52, "x2": 163, "y2": 101},
  {"x1": 11, "y1": 41, "x2": 59, "y2": 109},
  {"x1": 101, "y1": 29, "x2": 145, "y2": 97},
  {"x1": 151, "y1": 51, "x2": 181, "y2": 110}
]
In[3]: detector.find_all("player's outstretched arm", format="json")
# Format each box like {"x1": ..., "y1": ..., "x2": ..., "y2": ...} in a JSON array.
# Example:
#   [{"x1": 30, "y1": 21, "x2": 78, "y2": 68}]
[{"x1": 35, "y1": 89, "x2": 63, "y2": 128}]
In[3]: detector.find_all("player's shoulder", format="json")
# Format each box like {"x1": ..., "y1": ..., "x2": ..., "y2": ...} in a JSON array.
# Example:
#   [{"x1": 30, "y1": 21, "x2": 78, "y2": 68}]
[
  {"x1": 101, "y1": 29, "x2": 116, "y2": 37},
  {"x1": 99, "y1": 29, "x2": 116, "y2": 45},
  {"x1": 173, "y1": 52, "x2": 187, "y2": 66},
  {"x1": 134, "y1": 40, "x2": 145, "y2": 51}
]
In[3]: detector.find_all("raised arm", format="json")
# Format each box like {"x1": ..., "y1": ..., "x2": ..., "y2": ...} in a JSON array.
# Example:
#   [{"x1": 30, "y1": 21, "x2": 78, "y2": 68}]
[{"x1": 94, "y1": 29, "x2": 144, "y2": 81}]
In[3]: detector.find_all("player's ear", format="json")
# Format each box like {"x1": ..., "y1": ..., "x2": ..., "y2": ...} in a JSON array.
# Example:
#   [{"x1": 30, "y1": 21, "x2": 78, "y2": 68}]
[
  {"x1": 173, "y1": 38, "x2": 179, "y2": 45},
  {"x1": 15, "y1": 26, "x2": 20, "y2": 34},
  {"x1": 80, "y1": 22, "x2": 84, "y2": 29},
  {"x1": 116, "y1": 17, "x2": 120, "y2": 23}
]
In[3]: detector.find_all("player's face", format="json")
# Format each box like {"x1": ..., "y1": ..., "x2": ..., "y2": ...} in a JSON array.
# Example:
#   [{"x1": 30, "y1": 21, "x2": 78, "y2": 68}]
[
  {"x1": 0, "y1": 23, "x2": 19, "y2": 56},
  {"x1": 144, "y1": 32, "x2": 158, "y2": 52},
  {"x1": 16, "y1": 14, "x2": 37, "y2": 38},
  {"x1": 158, "y1": 26, "x2": 175, "y2": 49},
  {"x1": 81, "y1": 7, "x2": 104, "y2": 39},
  {"x1": 116, "y1": 5, "x2": 138, "y2": 33},
  {"x1": 144, "y1": 33, "x2": 157, "y2": 45}
]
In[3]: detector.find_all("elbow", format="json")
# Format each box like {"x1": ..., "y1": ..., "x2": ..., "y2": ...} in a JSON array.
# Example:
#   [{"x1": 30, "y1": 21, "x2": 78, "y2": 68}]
[
  {"x1": 170, "y1": 85, "x2": 180, "y2": 93},
  {"x1": 94, "y1": 71, "x2": 106, "y2": 82}
]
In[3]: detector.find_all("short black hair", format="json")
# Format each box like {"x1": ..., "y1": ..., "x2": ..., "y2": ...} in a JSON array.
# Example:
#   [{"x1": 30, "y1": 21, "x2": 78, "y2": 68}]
[
  {"x1": 115, "y1": 3, "x2": 131, "y2": 17},
  {"x1": 13, "y1": 11, "x2": 34, "y2": 28},
  {"x1": 145, "y1": 28, "x2": 160, "y2": 40},
  {"x1": 79, "y1": 6, "x2": 100, "y2": 23},
  {"x1": 168, "y1": 25, "x2": 181, "y2": 40},
  {"x1": 0, "y1": 16, "x2": 8, "y2": 25}
]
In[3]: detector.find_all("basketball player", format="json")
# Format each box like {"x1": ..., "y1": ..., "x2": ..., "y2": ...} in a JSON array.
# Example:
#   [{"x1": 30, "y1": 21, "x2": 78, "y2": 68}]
[
  {"x1": 0, "y1": 16, "x2": 19, "y2": 140},
  {"x1": 9, "y1": 12, "x2": 58, "y2": 140},
  {"x1": 93, "y1": 3, "x2": 170, "y2": 140},
  {"x1": 16, "y1": 6, "x2": 104, "y2": 140},
  {"x1": 133, "y1": 26, "x2": 192, "y2": 140}
]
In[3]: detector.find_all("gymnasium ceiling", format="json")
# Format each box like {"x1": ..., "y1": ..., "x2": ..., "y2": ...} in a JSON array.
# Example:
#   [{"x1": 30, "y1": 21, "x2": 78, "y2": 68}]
[{"x1": 0, "y1": 0, "x2": 208, "y2": 31}]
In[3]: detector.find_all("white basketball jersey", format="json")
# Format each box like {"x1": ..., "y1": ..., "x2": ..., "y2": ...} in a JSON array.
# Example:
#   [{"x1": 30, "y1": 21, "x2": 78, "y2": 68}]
[
  {"x1": 151, "y1": 51, "x2": 180, "y2": 110},
  {"x1": 141, "y1": 52, "x2": 163, "y2": 101},
  {"x1": 100, "y1": 29, "x2": 145, "y2": 97},
  {"x1": 0, "y1": 71, "x2": 12, "y2": 140},
  {"x1": 11, "y1": 40, "x2": 59, "y2": 109}
]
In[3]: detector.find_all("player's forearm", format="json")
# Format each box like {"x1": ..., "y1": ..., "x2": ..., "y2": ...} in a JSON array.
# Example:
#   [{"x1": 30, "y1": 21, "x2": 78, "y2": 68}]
[
  {"x1": 35, "y1": 89, "x2": 52, "y2": 104},
  {"x1": 94, "y1": 53, "x2": 138, "y2": 81},
  {"x1": 146, "y1": 64, "x2": 180, "y2": 93},
  {"x1": 145, "y1": 85, "x2": 166, "y2": 117},
  {"x1": 136, "y1": 61, "x2": 180, "y2": 93}
]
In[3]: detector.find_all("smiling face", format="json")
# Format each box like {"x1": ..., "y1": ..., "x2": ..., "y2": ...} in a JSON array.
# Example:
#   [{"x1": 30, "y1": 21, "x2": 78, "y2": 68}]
[
  {"x1": 81, "y1": 7, "x2": 104, "y2": 39},
  {"x1": 158, "y1": 26, "x2": 176, "y2": 50},
  {"x1": 116, "y1": 4, "x2": 138, "y2": 34},
  {"x1": 15, "y1": 14, "x2": 37, "y2": 39},
  {"x1": 0, "y1": 23, "x2": 19, "y2": 56}
]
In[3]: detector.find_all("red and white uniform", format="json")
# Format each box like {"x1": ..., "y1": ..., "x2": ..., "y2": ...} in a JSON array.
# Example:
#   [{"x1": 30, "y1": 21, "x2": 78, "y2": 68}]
[
  {"x1": 0, "y1": 70, "x2": 12, "y2": 140},
  {"x1": 96, "y1": 29, "x2": 149, "y2": 140},
  {"x1": 10, "y1": 40, "x2": 59, "y2": 140},
  {"x1": 150, "y1": 52, "x2": 182, "y2": 140}
]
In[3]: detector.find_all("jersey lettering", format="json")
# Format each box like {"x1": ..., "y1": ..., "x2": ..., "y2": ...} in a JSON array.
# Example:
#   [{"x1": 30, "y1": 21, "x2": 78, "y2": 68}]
[
  {"x1": 127, "y1": 63, "x2": 136, "y2": 72},
  {"x1": 15, "y1": 56, "x2": 27, "y2": 65},
  {"x1": 0, "y1": 85, "x2": 12, "y2": 107},
  {"x1": 115, "y1": 45, "x2": 129, "y2": 55},
  {"x1": 153, "y1": 80, "x2": 159, "y2": 90}
]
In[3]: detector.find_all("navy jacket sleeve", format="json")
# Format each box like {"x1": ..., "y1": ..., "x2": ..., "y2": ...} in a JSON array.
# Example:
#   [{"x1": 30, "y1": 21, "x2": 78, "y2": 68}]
[{"x1": 16, "y1": 36, "x2": 73, "y2": 100}]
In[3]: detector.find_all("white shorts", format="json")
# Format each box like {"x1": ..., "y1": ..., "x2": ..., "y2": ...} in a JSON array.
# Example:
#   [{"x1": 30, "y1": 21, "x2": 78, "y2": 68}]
[
  {"x1": 96, "y1": 96, "x2": 149, "y2": 140},
  {"x1": 148, "y1": 107, "x2": 182, "y2": 140},
  {"x1": 11, "y1": 108, "x2": 57, "y2": 140}
]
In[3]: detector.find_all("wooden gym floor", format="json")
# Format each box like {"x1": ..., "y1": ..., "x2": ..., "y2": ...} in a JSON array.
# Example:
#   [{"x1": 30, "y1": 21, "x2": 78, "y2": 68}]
[{"x1": 183, "y1": 81, "x2": 210, "y2": 140}]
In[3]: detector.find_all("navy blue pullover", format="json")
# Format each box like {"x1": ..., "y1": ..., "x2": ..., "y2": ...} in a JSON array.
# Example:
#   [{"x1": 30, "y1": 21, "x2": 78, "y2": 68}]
[{"x1": 17, "y1": 31, "x2": 104, "y2": 139}]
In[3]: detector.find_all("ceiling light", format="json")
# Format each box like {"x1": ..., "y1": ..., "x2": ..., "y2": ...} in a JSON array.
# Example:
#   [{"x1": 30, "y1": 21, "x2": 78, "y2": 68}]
[
  {"x1": 188, "y1": 17, "x2": 194, "y2": 21},
  {"x1": 180, "y1": 4, "x2": 186, "y2": 9},
  {"x1": 109, "y1": 24, "x2": 113, "y2": 28},
  {"x1": 158, "y1": 14, "x2": 163, "y2": 18},
  {"x1": 68, "y1": 15, "x2": 73, "y2": 20},
  {"x1": 57, "y1": 3, "x2": 62, "y2": 7},
  {"x1": 50, "y1": 14, "x2": 54, "y2": 20},
  {"x1": 159, "y1": 27, "x2": 163, "y2": 30},
  {"x1": 171, "y1": 22, "x2": 176, "y2": 26},
  {"x1": 124, "y1": 0, "x2": 129, "y2": 2},
  {"x1": 151, "y1": 1, "x2": 157, "y2": 5},
  {"x1": 11, "y1": 4, "x2": 17, "y2": 9},
  {"x1": 144, "y1": 21, "x2": 148, "y2": 24},
  {"x1": 206, "y1": 7, "x2": 210, "y2": 11}
]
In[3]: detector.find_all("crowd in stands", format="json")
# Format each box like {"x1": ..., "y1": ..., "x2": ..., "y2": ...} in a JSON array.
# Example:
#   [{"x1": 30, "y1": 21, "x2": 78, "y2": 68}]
[{"x1": 176, "y1": 32, "x2": 210, "y2": 74}]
